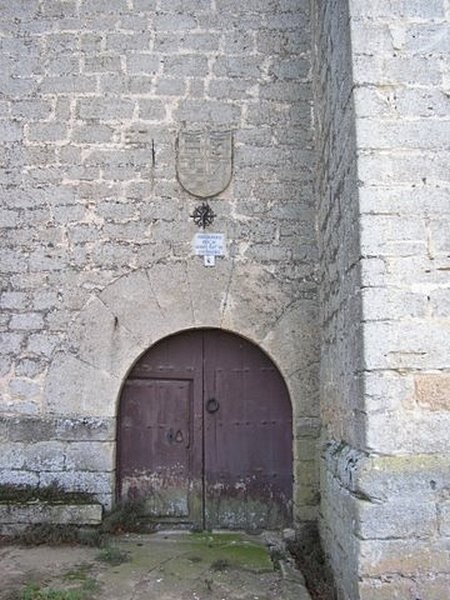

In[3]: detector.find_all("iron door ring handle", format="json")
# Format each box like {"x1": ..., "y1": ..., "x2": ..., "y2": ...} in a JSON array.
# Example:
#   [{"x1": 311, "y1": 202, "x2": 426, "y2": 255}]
[{"x1": 206, "y1": 398, "x2": 220, "y2": 414}]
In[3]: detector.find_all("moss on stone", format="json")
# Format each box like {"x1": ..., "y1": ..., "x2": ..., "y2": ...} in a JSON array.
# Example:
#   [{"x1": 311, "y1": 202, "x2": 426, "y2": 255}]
[
  {"x1": 188, "y1": 532, "x2": 274, "y2": 573},
  {"x1": 0, "y1": 483, "x2": 94, "y2": 506}
]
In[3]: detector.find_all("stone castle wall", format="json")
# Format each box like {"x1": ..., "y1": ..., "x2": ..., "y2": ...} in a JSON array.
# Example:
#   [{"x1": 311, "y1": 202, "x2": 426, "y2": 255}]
[
  {"x1": 312, "y1": 0, "x2": 450, "y2": 597},
  {"x1": 0, "y1": 1, "x2": 319, "y2": 521},
  {"x1": 311, "y1": 0, "x2": 363, "y2": 597},
  {"x1": 351, "y1": 1, "x2": 450, "y2": 596}
]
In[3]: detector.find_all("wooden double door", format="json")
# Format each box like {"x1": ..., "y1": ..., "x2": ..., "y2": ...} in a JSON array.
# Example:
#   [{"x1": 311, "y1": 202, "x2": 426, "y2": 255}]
[{"x1": 117, "y1": 329, "x2": 292, "y2": 530}]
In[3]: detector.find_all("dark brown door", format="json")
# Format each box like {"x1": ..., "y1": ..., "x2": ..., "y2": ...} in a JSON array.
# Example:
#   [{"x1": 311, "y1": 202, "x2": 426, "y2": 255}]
[
  {"x1": 118, "y1": 331, "x2": 203, "y2": 525},
  {"x1": 117, "y1": 329, "x2": 292, "y2": 529}
]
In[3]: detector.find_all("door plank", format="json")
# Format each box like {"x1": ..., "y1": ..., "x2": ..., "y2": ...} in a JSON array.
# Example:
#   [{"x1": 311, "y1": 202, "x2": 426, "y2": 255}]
[
  {"x1": 119, "y1": 378, "x2": 192, "y2": 517},
  {"x1": 203, "y1": 330, "x2": 293, "y2": 530},
  {"x1": 117, "y1": 331, "x2": 203, "y2": 526}
]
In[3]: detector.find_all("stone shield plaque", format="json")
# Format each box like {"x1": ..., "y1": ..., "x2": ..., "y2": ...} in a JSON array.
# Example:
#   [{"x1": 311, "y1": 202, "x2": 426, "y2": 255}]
[{"x1": 176, "y1": 129, "x2": 233, "y2": 198}]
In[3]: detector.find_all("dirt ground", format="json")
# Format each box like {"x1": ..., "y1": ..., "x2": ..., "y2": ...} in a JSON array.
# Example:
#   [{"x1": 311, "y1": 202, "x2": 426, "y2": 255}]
[{"x1": 0, "y1": 531, "x2": 312, "y2": 600}]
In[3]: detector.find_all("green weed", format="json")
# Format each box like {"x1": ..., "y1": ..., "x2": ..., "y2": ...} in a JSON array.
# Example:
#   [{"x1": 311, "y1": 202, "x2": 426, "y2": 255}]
[
  {"x1": 19, "y1": 566, "x2": 99, "y2": 600},
  {"x1": 99, "y1": 500, "x2": 148, "y2": 534},
  {"x1": 96, "y1": 545, "x2": 130, "y2": 566},
  {"x1": 210, "y1": 558, "x2": 231, "y2": 571},
  {"x1": 62, "y1": 564, "x2": 94, "y2": 584},
  {"x1": 19, "y1": 583, "x2": 84, "y2": 600}
]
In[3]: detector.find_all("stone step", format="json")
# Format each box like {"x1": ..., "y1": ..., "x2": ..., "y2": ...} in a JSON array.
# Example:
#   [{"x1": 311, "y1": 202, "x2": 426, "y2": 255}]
[{"x1": 0, "y1": 502, "x2": 103, "y2": 536}]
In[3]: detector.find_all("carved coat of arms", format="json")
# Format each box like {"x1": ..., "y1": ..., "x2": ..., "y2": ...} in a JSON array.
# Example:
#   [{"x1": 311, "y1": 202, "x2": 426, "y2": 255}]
[{"x1": 176, "y1": 129, "x2": 233, "y2": 198}]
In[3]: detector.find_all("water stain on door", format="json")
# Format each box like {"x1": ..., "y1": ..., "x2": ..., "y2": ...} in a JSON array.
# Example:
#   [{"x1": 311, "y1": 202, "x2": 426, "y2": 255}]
[{"x1": 117, "y1": 329, "x2": 292, "y2": 530}]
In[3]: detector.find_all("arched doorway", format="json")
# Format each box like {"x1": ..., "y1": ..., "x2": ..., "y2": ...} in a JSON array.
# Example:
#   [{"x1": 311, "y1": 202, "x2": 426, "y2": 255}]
[{"x1": 117, "y1": 329, "x2": 293, "y2": 530}]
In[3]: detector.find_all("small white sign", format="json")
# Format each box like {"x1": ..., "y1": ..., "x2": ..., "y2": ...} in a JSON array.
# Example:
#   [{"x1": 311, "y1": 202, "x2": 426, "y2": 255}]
[{"x1": 192, "y1": 233, "x2": 226, "y2": 257}]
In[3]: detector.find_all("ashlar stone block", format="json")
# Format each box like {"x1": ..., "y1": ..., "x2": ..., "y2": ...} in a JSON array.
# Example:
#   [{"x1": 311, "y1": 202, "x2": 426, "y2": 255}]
[
  {"x1": 355, "y1": 497, "x2": 437, "y2": 539},
  {"x1": 45, "y1": 352, "x2": 121, "y2": 417},
  {"x1": 415, "y1": 373, "x2": 450, "y2": 411},
  {"x1": 0, "y1": 503, "x2": 102, "y2": 534},
  {"x1": 359, "y1": 538, "x2": 450, "y2": 577},
  {"x1": 67, "y1": 296, "x2": 144, "y2": 378},
  {"x1": 64, "y1": 442, "x2": 115, "y2": 473}
]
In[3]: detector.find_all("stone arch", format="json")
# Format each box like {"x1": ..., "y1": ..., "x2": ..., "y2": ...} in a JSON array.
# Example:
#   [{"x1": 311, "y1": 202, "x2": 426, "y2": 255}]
[
  {"x1": 46, "y1": 262, "x2": 316, "y2": 418},
  {"x1": 45, "y1": 261, "x2": 319, "y2": 520}
]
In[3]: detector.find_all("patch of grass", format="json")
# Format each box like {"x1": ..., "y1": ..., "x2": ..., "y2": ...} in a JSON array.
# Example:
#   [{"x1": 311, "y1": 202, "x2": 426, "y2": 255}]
[
  {"x1": 96, "y1": 545, "x2": 130, "y2": 566},
  {"x1": 220, "y1": 541, "x2": 270, "y2": 566},
  {"x1": 17, "y1": 524, "x2": 103, "y2": 547},
  {"x1": 187, "y1": 555, "x2": 203, "y2": 563},
  {"x1": 63, "y1": 566, "x2": 99, "y2": 597},
  {"x1": 75, "y1": 577, "x2": 98, "y2": 597},
  {"x1": 0, "y1": 484, "x2": 93, "y2": 505},
  {"x1": 189, "y1": 532, "x2": 273, "y2": 574},
  {"x1": 19, "y1": 565, "x2": 99, "y2": 600},
  {"x1": 190, "y1": 532, "x2": 242, "y2": 546},
  {"x1": 62, "y1": 564, "x2": 93, "y2": 583},
  {"x1": 19, "y1": 584, "x2": 84, "y2": 600},
  {"x1": 210, "y1": 558, "x2": 231, "y2": 571}
]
